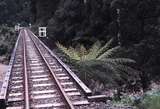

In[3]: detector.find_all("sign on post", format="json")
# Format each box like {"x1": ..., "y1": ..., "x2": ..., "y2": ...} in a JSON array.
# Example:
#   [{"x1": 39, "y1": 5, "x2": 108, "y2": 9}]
[
  {"x1": 39, "y1": 27, "x2": 47, "y2": 37},
  {"x1": 15, "y1": 24, "x2": 20, "y2": 32}
]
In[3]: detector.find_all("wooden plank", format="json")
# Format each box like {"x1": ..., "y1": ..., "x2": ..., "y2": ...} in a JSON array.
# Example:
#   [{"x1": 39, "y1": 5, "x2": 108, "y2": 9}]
[
  {"x1": 32, "y1": 78, "x2": 49, "y2": 82},
  {"x1": 31, "y1": 90, "x2": 56, "y2": 94},
  {"x1": 64, "y1": 88, "x2": 77, "y2": 92},
  {"x1": 9, "y1": 93, "x2": 23, "y2": 97},
  {"x1": 73, "y1": 100, "x2": 89, "y2": 105},
  {"x1": 11, "y1": 85, "x2": 23, "y2": 89},
  {"x1": 58, "y1": 76, "x2": 70, "y2": 80},
  {"x1": 87, "y1": 95, "x2": 109, "y2": 102},
  {"x1": 67, "y1": 92, "x2": 81, "y2": 96},
  {"x1": 33, "y1": 83, "x2": 53, "y2": 87},
  {"x1": 30, "y1": 75, "x2": 48, "y2": 78},
  {"x1": 31, "y1": 94, "x2": 58, "y2": 99},
  {"x1": 8, "y1": 97, "x2": 23, "y2": 102},
  {"x1": 7, "y1": 106, "x2": 23, "y2": 109},
  {"x1": 31, "y1": 103, "x2": 65, "y2": 108}
]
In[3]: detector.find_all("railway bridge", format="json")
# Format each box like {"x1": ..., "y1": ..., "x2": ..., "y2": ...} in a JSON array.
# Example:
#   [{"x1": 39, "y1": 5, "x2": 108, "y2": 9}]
[{"x1": 0, "y1": 28, "x2": 106, "y2": 109}]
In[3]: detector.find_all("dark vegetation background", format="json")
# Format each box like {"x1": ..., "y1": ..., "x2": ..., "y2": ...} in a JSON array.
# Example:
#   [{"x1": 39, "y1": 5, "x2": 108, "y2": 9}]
[
  {"x1": 0, "y1": 0, "x2": 160, "y2": 89},
  {"x1": 33, "y1": 0, "x2": 160, "y2": 88}
]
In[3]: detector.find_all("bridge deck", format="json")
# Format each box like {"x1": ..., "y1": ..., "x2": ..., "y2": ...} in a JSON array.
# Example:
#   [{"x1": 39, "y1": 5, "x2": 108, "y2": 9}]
[{"x1": 0, "y1": 28, "x2": 92, "y2": 109}]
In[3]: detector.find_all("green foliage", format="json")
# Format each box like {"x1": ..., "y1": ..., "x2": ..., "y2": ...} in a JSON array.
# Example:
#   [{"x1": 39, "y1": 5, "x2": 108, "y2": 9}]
[
  {"x1": 138, "y1": 91, "x2": 160, "y2": 109},
  {"x1": 113, "y1": 95, "x2": 134, "y2": 106},
  {"x1": 0, "y1": 0, "x2": 31, "y2": 25},
  {"x1": 56, "y1": 39, "x2": 140, "y2": 86},
  {"x1": 57, "y1": 38, "x2": 123, "y2": 61},
  {"x1": 56, "y1": 42, "x2": 81, "y2": 61},
  {"x1": 32, "y1": 0, "x2": 160, "y2": 88},
  {"x1": 0, "y1": 25, "x2": 16, "y2": 58}
]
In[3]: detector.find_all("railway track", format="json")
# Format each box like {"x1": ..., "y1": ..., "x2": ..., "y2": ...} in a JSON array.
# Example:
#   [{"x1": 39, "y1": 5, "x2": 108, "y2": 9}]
[{"x1": 0, "y1": 28, "x2": 92, "y2": 109}]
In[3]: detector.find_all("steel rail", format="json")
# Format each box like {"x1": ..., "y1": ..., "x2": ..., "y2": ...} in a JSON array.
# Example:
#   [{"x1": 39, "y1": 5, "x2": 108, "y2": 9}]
[
  {"x1": 23, "y1": 29, "x2": 30, "y2": 109},
  {"x1": 26, "y1": 29, "x2": 75, "y2": 109}
]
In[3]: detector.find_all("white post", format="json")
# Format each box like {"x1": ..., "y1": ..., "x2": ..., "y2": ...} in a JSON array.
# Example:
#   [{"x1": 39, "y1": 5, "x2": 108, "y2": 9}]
[
  {"x1": 29, "y1": 23, "x2": 32, "y2": 28},
  {"x1": 39, "y1": 27, "x2": 47, "y2": 37}
]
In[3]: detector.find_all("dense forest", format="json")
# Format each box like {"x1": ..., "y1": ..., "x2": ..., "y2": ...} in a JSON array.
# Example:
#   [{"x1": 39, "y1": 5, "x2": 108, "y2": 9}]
[
  {"x1": 32, "y1": 0, "x2": 160, "y2": 88},
  {"x1": 0, "y1": 0, "x2": 160, "y2": 108},
  {"x1": 0, "y1": 0, "x2": 31, "y2": 25}
]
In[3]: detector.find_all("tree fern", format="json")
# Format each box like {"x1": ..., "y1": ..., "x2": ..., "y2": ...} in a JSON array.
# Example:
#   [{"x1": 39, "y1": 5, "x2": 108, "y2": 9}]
[{"x1": 56, "y1": 39, "x2": 140, "y2": 86}]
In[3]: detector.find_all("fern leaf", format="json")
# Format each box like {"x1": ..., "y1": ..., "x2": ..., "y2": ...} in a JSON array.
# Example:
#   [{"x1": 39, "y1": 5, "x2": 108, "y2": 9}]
[
  {"x1": 97, "y1": 38, "x2": 114, "y2": 58},
  {"x1": 79, "y1": 45, "x2": 88, "y2": 61},
  {"x1": 116, "y1": 64, "x2": 140, "y2": 78},
  {"x1": 56, "y1": 42, "x2": 80, "y2": 60},
  {"x1": 104, "y1": 58, "x2": 136, "y2": 65},
  {"x1": 68, "y1": 46, "x2": 80, "y2": 60},
  {"x1": 85, "y1": 41, "x2": 101, "y2": 60},
  {"x1": 79, "y1": 60, "x2": 121, "y2": 80},
  {"x1": 97, "y1": 46, "x2": 120, "y2": 60}
]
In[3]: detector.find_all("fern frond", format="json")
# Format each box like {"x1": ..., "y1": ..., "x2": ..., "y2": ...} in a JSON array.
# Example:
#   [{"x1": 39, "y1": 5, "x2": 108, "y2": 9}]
[
  {"x1": 115, "y1": 64, "x2": 140, "y2": 79},
  {"x1": 89, "y1": 41, "x2": 101, "y2": 52},
  {"x1": 68, "y1": 46, "x2": 80, "y2": 60},
  {"x1": 56, "y1": 42, "x2": 68, "y2": 54},
  {"x1": 104, "y1": 58, "x2": 136, "y2": 65},
  {"x1": 80, "y1": 45, "x2": 87, "y2": 55},
  {"x1": 56, "y1": 42, "x2": 80, "y2": 60},
  {"x1": 78, "y1": 60, "x2": 121, "y2": 83},
  {"x1": 97, "y1": 38, "x2": 114, "y2": 58},
  {"x1": 97, "y1": 46, "x2": 120, "y2": 60},
  {"x1": 85, "y1": 41, "x2": 101, "y2": 60},
  {"x1": 79, "y1": 45, "x2": 88, "y2": 61}
]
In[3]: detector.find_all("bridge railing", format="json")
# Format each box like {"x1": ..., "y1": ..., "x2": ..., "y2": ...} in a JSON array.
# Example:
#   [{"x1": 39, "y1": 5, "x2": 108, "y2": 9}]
[{"x1": 0, "y1": 30, "x2": 22, "y2": 108}]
